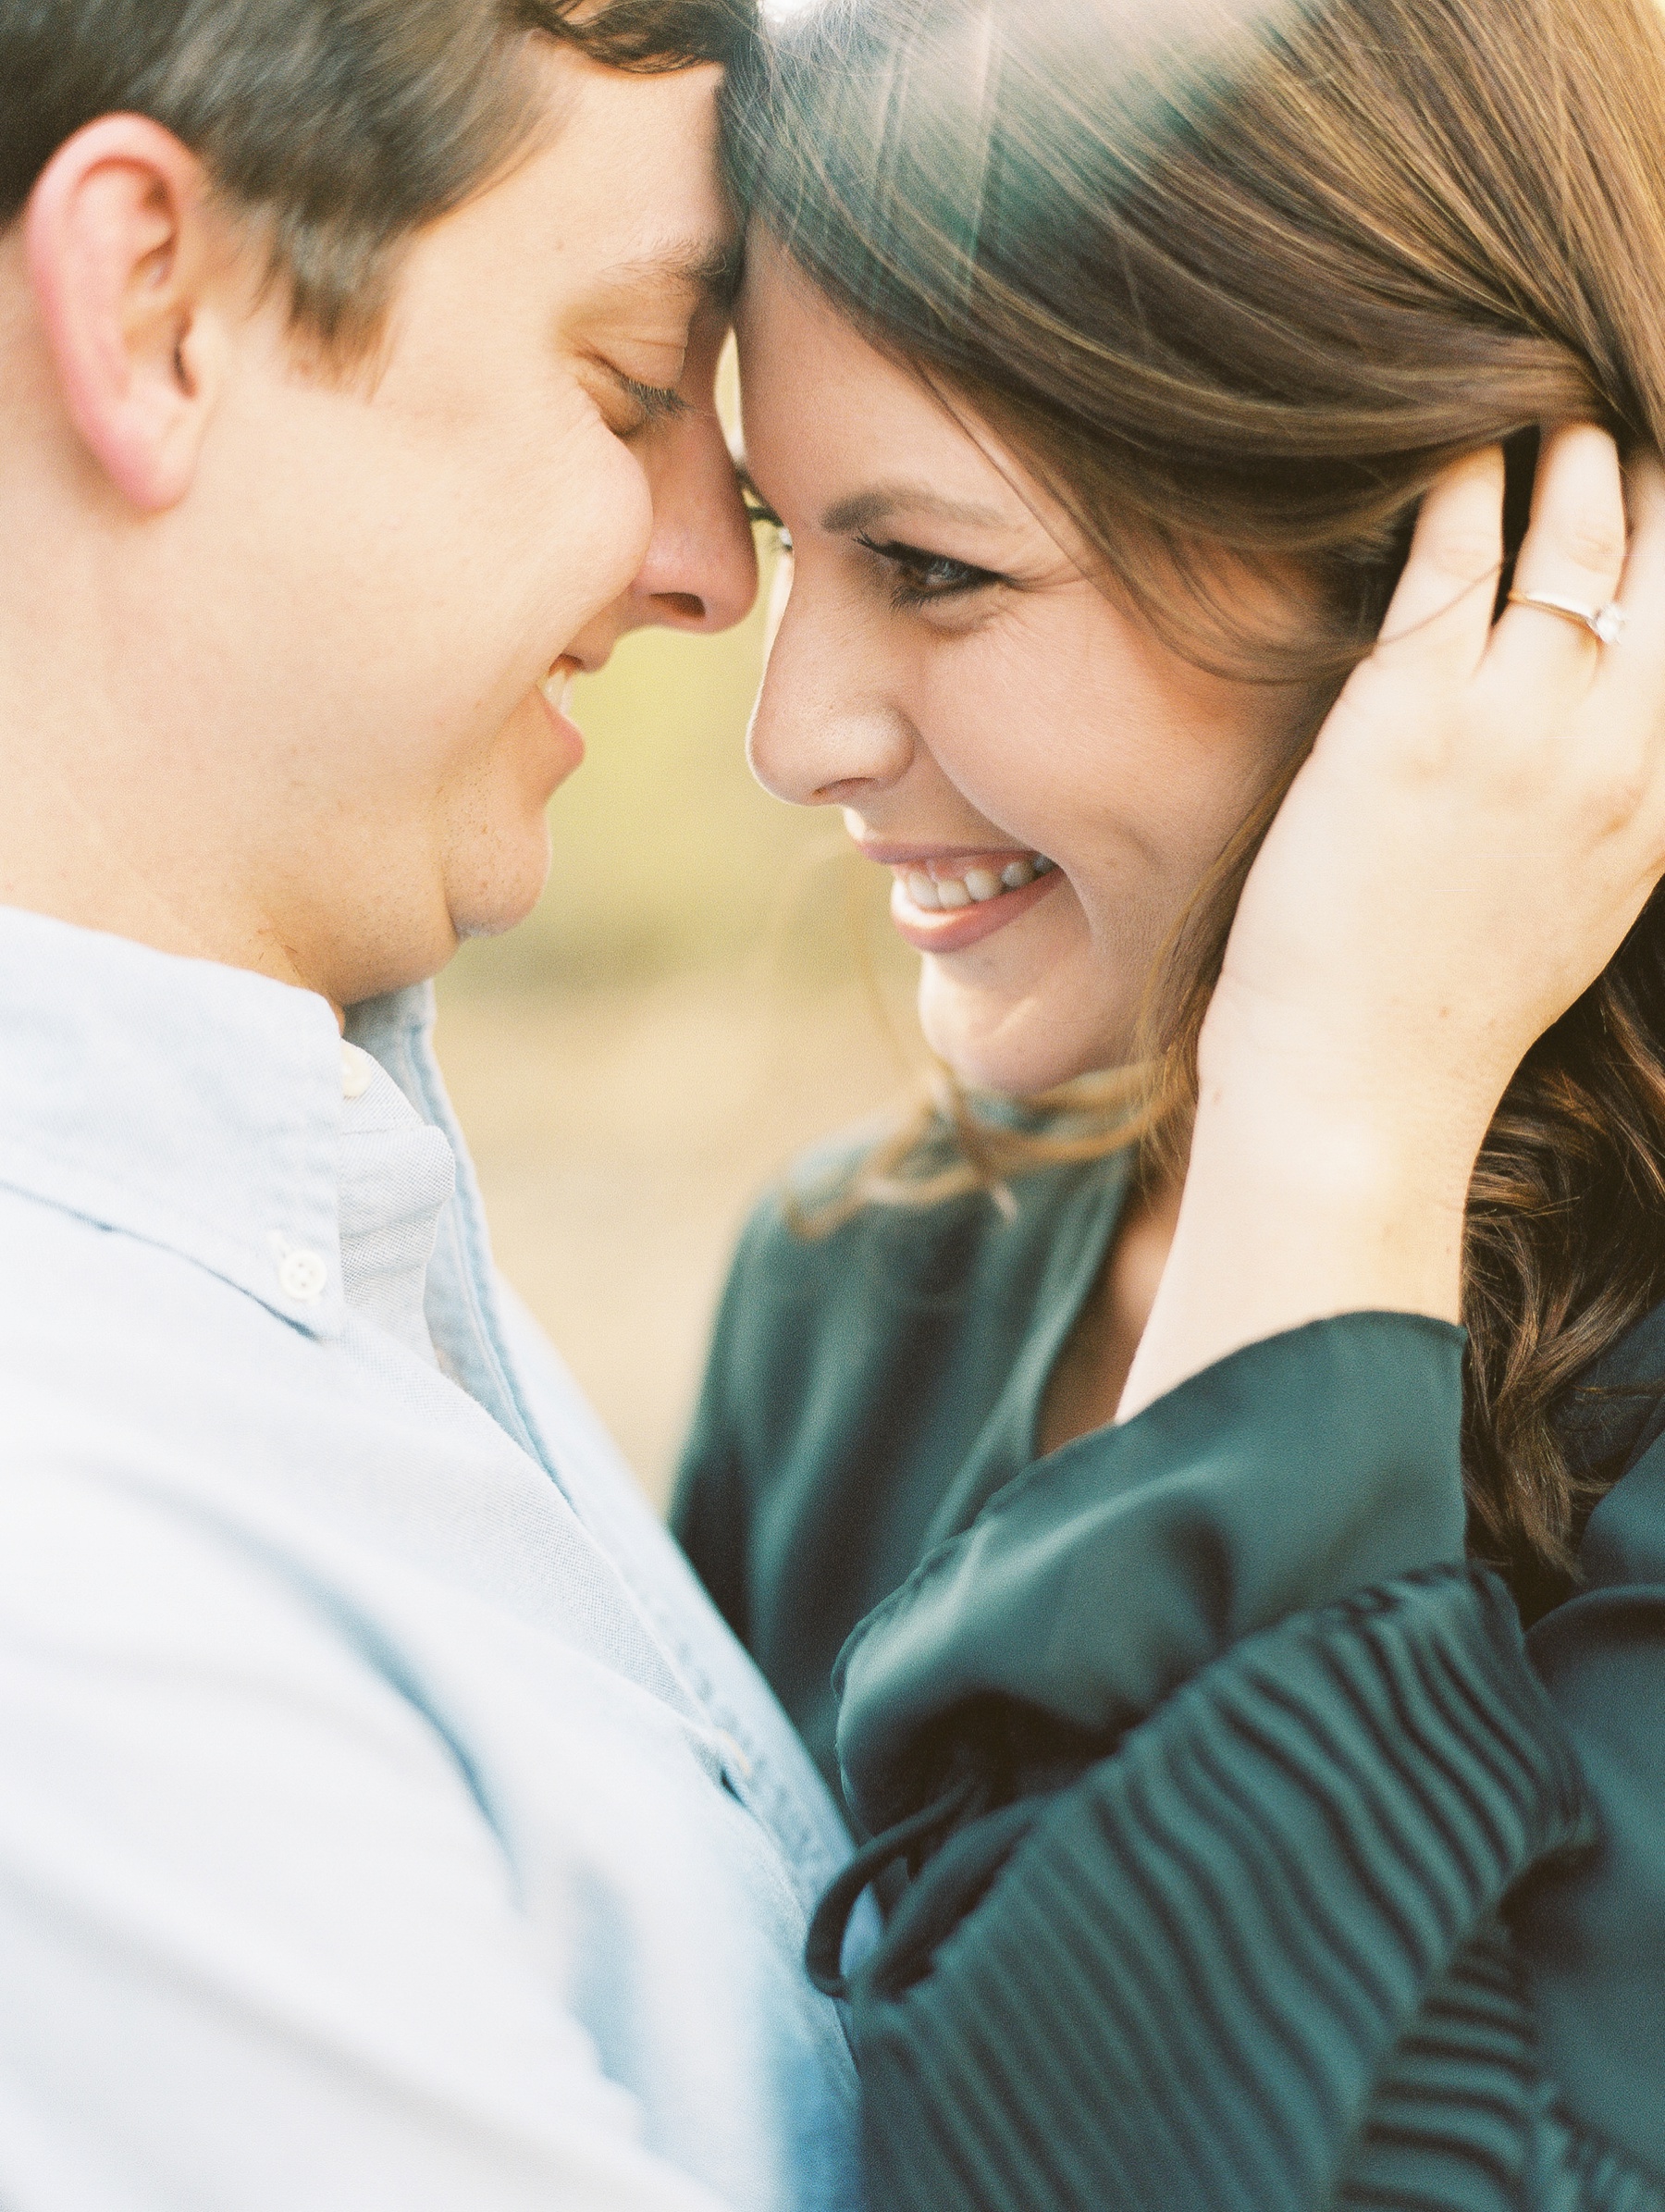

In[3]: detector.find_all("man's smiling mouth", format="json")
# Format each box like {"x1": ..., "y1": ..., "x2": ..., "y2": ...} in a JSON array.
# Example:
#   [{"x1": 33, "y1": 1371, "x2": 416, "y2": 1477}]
[{"x1": 537, "y1": 654, "x2": 582, "y2": 718}]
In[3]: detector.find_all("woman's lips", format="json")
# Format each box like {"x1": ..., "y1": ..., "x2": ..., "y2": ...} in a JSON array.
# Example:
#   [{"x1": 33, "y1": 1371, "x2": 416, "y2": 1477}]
[{"x1": 877, "y1": 848, "x2": 1063, "y2": 953}]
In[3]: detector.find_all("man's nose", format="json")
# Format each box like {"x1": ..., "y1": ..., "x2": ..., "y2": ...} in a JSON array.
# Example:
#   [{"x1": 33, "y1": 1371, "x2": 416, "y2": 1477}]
[{"x1": 619, "y1": 403, "x2": 759, "y2": 638}]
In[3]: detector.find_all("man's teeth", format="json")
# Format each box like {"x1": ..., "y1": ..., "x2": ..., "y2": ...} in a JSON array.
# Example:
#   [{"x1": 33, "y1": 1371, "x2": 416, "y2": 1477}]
[{"x1": 901, "y1": 855, "x2": 1054, "y2": 912}]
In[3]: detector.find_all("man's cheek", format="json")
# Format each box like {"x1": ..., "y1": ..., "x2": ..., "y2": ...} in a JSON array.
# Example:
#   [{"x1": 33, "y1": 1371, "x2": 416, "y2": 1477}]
[{"x1": 585, "y1": 449, "x2": 655, "y2": 603}]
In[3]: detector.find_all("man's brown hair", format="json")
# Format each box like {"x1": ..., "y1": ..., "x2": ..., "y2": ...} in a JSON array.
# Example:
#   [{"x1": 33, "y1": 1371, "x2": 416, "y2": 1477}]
[{"x1": 1, "y1": 0, "x2": 754, "y2": 356}]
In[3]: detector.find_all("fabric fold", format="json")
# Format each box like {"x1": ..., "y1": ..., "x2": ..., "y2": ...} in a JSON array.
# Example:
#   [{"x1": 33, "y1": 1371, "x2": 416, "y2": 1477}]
[
  {"x1": 850, "y1": 1568, "x2": 1613, "y2": 2212},
  {"x1": 835, "y1": 1312, "x2": 1468, "y2": 1831}
]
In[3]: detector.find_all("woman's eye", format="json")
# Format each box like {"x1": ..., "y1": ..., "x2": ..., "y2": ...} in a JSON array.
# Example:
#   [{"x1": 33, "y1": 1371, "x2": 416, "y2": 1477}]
[{"x1": 857, "y1": 535, "x2": 1001, "y2": 610}]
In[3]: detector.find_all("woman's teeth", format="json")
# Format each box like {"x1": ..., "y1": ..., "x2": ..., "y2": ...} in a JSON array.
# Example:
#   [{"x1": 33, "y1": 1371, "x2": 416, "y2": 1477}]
[{"x1": 901, "y1": 855, "x2": 1055, "y2": 911}]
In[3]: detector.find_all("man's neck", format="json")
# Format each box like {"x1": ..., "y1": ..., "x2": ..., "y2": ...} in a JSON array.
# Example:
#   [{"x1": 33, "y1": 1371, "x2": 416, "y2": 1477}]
[
  {"x1": 0, "y1": 802, "x2": 342, "y2": 1022},
  {"x1": 0, "y1": 673, "x2": 353, "y2": 1017}
]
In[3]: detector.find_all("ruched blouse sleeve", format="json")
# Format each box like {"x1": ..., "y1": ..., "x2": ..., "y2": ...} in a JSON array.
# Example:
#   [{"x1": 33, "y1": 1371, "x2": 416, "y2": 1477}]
[{"x1": 825, "y1": 1315, "x2": 1665, "y2": 2211}]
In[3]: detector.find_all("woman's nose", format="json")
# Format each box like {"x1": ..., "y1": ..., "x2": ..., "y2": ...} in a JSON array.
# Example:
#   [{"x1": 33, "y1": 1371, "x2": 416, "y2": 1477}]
[{"x1": 747, "y1": 583, "x2": 915, "y2": 808}]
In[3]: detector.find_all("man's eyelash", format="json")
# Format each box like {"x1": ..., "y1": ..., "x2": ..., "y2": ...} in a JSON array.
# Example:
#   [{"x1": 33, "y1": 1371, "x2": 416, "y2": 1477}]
[
  {"x1": 616, "y1": 375, "x2": 689, "y2": 427},
  {"x1": 744, "y1": 494, "x2": 792, "y2": 550},
  {"x1": 856, "y1": 534, "x2": 1004, "y2": 608}
]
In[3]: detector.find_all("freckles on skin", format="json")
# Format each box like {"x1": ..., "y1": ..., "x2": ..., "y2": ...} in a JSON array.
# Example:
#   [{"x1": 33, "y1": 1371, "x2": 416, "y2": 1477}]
[
  {"x1": 738, "y1": 241, "x2": 1317, "y2": 1097},
  {"x1": 438, "y1": 696, "x2": 561, "y2": 940},
  {"x1": 364, "y1": 56, "x2": 721, "y2": 954},
  {"x1": 0, "y1": 38, "x2": 734, "y2": 1019},
  {"x1": 901, "y1": 562, "x2": 1308, "y2": 1089}
]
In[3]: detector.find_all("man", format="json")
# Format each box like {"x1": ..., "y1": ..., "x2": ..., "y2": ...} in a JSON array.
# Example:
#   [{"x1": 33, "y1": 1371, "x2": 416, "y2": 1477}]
[{"x1": 0, "y1": 4, "x2": 862, "y2": 2206}]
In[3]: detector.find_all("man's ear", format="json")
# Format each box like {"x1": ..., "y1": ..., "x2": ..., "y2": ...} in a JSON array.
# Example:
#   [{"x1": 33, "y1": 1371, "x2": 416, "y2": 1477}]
[{"x1": 24, "y1": 117, "x2": 231, "y2": 513}]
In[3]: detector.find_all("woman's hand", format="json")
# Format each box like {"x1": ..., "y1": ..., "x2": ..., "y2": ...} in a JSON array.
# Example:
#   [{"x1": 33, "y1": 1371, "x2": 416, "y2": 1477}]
[{"x1": 1120, "y1": 426, "x2": 1665, "y2": 1419}]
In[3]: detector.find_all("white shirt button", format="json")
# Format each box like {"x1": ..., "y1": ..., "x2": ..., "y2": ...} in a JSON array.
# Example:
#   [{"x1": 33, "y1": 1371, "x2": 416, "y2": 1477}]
[
  {"x1": 340, "y1": 1043, "x2": 376, "y2": 1102},
  {"x1": 275, "y1": 1246, "x2": 328, "y2": 1304}
]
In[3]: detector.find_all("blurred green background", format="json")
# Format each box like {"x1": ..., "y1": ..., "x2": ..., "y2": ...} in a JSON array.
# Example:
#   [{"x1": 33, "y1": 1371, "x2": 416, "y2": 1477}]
[{"x1": 435, "y1": 562, "x2": 925, "y2": 1506}]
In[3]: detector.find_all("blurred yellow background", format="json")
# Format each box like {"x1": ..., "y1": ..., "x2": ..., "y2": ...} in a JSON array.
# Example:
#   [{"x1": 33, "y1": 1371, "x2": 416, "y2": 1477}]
[{"x1": 435, "y1": 571, "x2": 925, "y2": 1508}]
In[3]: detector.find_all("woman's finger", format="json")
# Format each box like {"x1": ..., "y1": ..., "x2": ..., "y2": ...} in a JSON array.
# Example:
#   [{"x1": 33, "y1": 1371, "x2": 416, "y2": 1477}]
[
  {"x1": 1491, "y1": 423, "x2": 1626, "y2": 686},
  {"x1": 1595, "y1": 454, "x2": 1665, "y2": 698},
  {"x1": 1375, "y1": 445, "x2": 1504, "y2": 677},
  {"x1": 1593, "y1": 459, "x2": 1665, "y2": 857}
]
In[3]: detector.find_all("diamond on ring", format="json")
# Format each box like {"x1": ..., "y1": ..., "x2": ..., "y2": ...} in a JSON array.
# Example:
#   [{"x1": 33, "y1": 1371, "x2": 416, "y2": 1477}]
[{"x1": 1591, "y1": 601, "x2": 1628, "y2": 645}]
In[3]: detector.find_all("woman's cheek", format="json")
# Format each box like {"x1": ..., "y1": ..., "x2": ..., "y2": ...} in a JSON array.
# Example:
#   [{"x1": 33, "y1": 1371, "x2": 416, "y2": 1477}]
[{"x1": 910, "y1": 875, "x2": 1136, "y2": 1094}]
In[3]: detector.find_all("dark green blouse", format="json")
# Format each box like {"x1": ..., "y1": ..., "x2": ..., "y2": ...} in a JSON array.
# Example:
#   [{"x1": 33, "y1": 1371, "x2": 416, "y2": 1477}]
[
  {"x1": 676, "y1": 1146, "x2": 1137, "y2": 1792},
  {"x1": 673, "y1": 1143, "x2": 1665, "y2": 2210}
]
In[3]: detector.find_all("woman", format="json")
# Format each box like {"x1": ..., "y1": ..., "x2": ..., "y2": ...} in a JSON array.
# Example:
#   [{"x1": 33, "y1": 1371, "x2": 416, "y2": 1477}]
[{"x1": 673, "y1": 0, "x2": 1665, "y2": 2204}]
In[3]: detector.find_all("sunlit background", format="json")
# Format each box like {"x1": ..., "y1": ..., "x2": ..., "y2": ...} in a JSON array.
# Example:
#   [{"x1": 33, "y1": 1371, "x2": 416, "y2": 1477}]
[{"x1": 435, "y1": 550, "x2": 926, "y2": 1508}]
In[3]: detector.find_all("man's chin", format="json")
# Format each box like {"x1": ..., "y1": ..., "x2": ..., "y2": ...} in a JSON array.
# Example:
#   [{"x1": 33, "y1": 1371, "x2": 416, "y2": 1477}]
[
  {"x1": 320, "y1": 822, "x2": 552, "y2": 1009},
  {"x1": 447, "y1": 827, "x2": 555, "y2": 947}
]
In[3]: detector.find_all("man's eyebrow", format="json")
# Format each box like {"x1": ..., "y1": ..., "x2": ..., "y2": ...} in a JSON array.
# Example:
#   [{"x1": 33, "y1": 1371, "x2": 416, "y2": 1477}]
[
  {"x1": 820, "y1": 483, "x2": 1012, "y2": 535},
  {"x1": 599, "y1": 237, "x2": 743, "y2": 311}
]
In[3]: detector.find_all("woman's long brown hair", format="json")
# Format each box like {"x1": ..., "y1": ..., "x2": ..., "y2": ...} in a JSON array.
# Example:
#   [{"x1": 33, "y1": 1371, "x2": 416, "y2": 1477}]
[{"x1": 726, "y1": 0, "x2": 1665, "y2": 1614}]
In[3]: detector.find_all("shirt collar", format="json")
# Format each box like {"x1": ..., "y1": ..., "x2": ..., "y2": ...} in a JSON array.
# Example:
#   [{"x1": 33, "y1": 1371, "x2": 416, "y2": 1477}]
[
  {"x1": 0, "y1": 908, "x2": 365, "y2": 1337},
  {"x1": 337, "y1": 1045, "x2": 455, "y2": 1366}
]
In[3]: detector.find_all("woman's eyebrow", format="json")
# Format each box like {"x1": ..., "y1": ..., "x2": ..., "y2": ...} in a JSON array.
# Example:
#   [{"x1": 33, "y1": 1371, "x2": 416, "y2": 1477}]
[
  {"x1": 733, "y1": 468, "x2": 1012, "y2": 538},
  {"x1": 820, "y1": 484, "x2": 1010, "y2": 535}
]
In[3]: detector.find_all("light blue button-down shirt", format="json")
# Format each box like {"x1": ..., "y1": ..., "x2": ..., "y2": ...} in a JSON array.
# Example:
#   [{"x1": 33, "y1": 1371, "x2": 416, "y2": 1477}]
[{"x1": 0, "y1": 908, "x2": 864, "y2": 2212}]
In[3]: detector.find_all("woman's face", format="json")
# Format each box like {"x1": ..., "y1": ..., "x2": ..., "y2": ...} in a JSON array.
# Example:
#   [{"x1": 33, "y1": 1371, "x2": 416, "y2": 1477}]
[{"x1": 738, "y1": 242, "x2": 1316, "y2": 1095}]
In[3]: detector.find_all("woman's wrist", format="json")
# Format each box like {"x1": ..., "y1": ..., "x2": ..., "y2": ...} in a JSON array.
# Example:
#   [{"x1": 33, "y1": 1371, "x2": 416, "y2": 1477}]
[
  {"x1": 1117, "y1": 1083, "x2": 1471, "y2": 1421},
  {"x1": 1199, "y1": 1058, "x2": 1484, "y2": 1229}
]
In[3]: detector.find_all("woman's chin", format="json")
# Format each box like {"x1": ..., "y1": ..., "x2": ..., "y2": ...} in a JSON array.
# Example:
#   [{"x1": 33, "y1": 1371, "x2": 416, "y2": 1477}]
[{"x1": 920, "y1": 983, "x2": 1127, "y2": 1100}]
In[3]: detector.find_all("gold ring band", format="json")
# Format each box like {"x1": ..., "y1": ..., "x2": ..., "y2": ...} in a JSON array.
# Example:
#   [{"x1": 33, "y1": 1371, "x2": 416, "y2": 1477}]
[{"x1": 1506, "y1": 589, "x2": 1627, "y2": 645}]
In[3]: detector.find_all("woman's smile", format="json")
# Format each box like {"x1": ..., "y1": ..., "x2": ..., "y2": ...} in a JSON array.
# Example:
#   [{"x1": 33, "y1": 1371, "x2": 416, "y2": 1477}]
[
  {"x1": 741, "y1": 243, "x2": 1307, "y2": 1094},
  {"x1": 857, "y1": 839, "x2": 1061, "y2": 951}
]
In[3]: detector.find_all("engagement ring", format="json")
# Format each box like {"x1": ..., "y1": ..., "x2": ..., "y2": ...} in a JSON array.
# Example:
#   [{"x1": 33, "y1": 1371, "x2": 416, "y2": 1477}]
[{"x1": 1506, "y1": 589, "x2": 1628, "y2": 645}]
